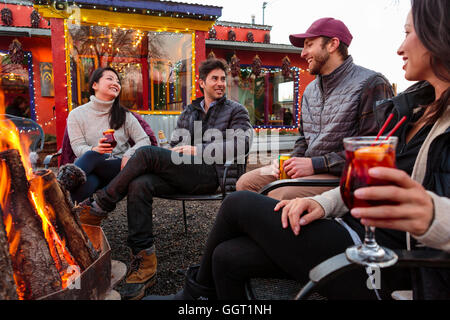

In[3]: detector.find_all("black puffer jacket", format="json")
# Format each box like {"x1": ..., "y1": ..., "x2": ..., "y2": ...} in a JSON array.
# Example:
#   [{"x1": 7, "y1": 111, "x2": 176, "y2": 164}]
[{"x1": 170, "y1": 96, "x2": 252, "y2": 191}]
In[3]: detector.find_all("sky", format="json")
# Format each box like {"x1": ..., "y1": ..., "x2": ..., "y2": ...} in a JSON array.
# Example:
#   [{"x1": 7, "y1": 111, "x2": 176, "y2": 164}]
[{"x1": 186, "y1": 0, "x2": 413, "y2": 92}]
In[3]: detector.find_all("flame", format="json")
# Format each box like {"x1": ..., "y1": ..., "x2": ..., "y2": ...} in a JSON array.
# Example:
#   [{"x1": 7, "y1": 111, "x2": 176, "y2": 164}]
[
  {"x1": 1, "y1": 160, "x2": 20, "y2": 257},
  {"x1": 0, "y1": 159, "x2": 10, "y2": 209},
  {"x1": 29, "y1": 176, "x2": 78, "y2": 289},
  {"x1": 0, "y1": 113, "x2": 79, "y2": 297},
  {"x1": 0, "y1": 115, "x2": 33, "y2": 178}
]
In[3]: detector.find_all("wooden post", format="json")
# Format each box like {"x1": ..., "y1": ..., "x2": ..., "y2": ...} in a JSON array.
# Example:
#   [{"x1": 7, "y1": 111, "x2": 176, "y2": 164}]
[{"x1": 50, "y1": 18, "x2": 69, "y2": 151}]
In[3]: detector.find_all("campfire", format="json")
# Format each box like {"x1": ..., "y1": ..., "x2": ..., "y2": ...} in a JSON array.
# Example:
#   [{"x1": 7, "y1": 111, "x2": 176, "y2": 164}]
[{"x1": 0, "y1": 114, "x2": 114, "y2": 300}]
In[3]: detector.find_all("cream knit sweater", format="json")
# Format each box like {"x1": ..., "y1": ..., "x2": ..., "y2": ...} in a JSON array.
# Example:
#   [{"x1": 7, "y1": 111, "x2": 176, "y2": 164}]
[
  {"x1": 310, "y1": 106, "x2": 450, "y2": 252},
  {"x1": 67, "y1": 96, "x2": 150, "y2": 159}
]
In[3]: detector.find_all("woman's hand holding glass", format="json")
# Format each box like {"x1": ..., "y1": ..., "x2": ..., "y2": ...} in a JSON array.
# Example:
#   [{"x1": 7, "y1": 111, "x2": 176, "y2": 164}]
[
  {"x1": 274, "y1": 198, "x2": 325, "y2": 236},
  {"x1": 92, "y1": 137, "x2": 114, "y2": 154},
  {"x1": 350, "y1": 167, "x2": 434, "y2": 237}
]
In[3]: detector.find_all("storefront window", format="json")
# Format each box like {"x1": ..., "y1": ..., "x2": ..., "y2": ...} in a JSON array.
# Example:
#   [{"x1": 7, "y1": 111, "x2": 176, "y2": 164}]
[
  {"x1": 67, "y1": 24, "x2": 192, "y2": 113},
  {"x1": 227, "y1": 67, "x2": 298, "y2": 128},
  {"x1": 0, "y1": 50, "x2": 34, "y2": 119}
]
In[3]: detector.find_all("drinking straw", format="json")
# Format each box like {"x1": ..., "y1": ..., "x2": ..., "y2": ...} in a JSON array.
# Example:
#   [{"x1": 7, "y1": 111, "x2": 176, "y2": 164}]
[
  {"x1": 375, "y1": 113, "x2": 394, "y2": 141},
  {"x1": 384, "y1": 116, "x2": 407, "y2": 139}
]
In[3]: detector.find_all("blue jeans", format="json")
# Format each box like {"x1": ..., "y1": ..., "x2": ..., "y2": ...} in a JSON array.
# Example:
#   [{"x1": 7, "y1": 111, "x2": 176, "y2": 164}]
[
  {"x1": 94, "y1": 146, "x2": 219, "y2": 254},
  {"x1": 72, "y1": 151, "x2": 121, "y2": 203}
]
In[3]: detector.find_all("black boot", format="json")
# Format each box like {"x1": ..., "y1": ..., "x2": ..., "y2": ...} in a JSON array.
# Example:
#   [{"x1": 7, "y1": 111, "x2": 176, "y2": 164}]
[{"x1": 142, "y1": 265, "x2": 216, "y2": 300}]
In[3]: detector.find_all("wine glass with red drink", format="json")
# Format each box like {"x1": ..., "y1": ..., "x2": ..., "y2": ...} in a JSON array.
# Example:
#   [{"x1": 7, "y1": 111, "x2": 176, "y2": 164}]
[
  {"x1": 340, "y1": 136, "x2": 398, "y2": 268},
  {"x1": 103, "y1": 129, "x2": 117, "y2": 160}
]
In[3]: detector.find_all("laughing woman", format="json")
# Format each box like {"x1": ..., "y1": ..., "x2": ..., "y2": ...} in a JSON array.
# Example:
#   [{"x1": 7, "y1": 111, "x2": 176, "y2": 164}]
[
  {"x1": 146, "y1": 0, "x2": 449, "y2": 300},
  {"x1": 63, "y1": 67, "x2": 151, "y2": 211}
]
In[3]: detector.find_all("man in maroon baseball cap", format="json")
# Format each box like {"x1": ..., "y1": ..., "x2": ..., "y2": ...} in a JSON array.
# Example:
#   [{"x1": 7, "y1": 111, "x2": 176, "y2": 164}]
[
  {"x1": 236, "y1": 17, "x2": 394, "y2": 200},
  {"x1": 289, "y1": 17, "x2": 354, "y2": 76},
  {"x1": 289, "y1": 17, "x2": 353, "y2": 48}
]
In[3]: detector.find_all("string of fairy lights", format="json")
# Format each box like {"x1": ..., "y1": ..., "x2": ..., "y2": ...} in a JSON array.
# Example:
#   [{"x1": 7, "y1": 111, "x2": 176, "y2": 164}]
[
  {"x1": 4, "y1": 1, "x2": 305, "y2": 132},
  {"x1": 61, "y1": 22, "x2": 197, "y2": 114},
  {"x1": 33, "y1": 0, "x2": 221, "y2": 20}
]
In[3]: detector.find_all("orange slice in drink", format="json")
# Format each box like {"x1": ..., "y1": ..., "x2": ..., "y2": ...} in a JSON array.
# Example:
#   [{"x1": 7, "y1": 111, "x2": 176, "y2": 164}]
[{"x1": 354, "y1": 146, "x2": 388, "y2": 162}]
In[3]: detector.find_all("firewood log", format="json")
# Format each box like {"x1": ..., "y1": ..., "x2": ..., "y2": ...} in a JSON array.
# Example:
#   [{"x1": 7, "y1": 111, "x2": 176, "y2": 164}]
[
  {"x1": 33, "y1": 169, "x2": 99, "y2": 270},
  {"x1": 0, "y1": 205, "x2": 18, "y2": 300},
  {"x1": 0, "y1": 149, "x2": 61, "y2": 299}
]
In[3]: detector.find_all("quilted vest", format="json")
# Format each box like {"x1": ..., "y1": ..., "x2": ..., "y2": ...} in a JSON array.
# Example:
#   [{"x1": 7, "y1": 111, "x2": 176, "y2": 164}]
[{"x1": 301, "y1": 56, "x2": 383, "y2": 157}]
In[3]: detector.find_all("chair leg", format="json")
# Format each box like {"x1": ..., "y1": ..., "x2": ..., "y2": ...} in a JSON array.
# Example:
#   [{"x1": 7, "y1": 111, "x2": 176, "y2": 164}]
[
  {"x1": 294, "y1": 281, "x2": 317, "y2": 300},
  {"x1": 182, "y1": 200, "x2": 187, "y2": 234}
]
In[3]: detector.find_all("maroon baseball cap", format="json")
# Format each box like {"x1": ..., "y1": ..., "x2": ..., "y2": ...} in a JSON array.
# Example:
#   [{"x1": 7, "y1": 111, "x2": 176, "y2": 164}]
[{"x1": 289, "y1": 17, "x2": 353, "y2": 48}]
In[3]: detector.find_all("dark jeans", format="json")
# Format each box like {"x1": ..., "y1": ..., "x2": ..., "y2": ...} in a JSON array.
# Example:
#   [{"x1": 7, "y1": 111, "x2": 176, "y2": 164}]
[
  {"x1": 95, "y1": 146, "x2": 219, "y2": 254},
  {"x1": 72, "y1": 151, "x2": 121, "y2": 203},
  {"x1": 195, "y1": 191, "x2": 411, "y2": 299}
]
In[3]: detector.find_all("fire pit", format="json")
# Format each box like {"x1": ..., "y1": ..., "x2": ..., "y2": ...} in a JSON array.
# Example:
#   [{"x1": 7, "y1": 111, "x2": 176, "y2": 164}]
[
  {"x1": 0, "y1": 115, "x2": 125, "y2": 300},
  {"x1": 39, "y1": 224, "x2": 112, "y2": 300}
]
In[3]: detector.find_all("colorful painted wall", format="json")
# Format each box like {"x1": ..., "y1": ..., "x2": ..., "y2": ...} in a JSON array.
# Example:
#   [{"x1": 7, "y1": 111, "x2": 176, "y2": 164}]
[{"x1": 0, "y1": 3, "x2": 55, "y2": 135}]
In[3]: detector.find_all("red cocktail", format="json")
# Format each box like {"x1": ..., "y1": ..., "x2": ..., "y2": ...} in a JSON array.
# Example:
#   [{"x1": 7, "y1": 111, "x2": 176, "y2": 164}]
[
  {"x1": 102, "y1": 129, "x2": 117, "y2": 160},
  {"x1": 340, "y1": 136, "x2": 398, "y2": 268},
  {"x1": 340, "y1": 144, "x2": 396, "y2": 209}
]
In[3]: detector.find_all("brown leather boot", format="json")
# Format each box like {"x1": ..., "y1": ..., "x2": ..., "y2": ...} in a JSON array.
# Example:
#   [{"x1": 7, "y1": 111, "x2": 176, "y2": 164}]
[
  {"x1": 75, "y1": 197, "x2": 108, "y2": 226},
  {"x1": 121, "y1": 247, "x2": 157, "y2": 300},
  {"x1": 78, "y1": 209, "x2": 106, "y2": 226}
]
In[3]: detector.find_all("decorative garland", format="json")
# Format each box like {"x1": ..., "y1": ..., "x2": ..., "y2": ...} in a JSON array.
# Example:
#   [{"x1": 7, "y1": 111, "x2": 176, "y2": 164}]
[
  {"x1": 208, "y1": 27, "x2": 216, "y2": 39},
  {"x1": 1, "y1": 7, "x2": 13, "y2": 26},
  {"x1": 251, "y1": 55, "x2": 262, "y2": 77},
  {"x1": 8, "y1": 39, "x2": 24, "y2": 65},
  {"x1": 282, "y1": 56, "x2": 292, "y2": 78},
  {"x1": 246, "y1": 31, "x2": 254, "y2": 43},
  {"x1": 228, "y1": 29, "x2": 236, "y2": 41},
  {"x1": 30, "y1": 9, "x2": 41, "y2": 28},
  {"x1": 207, "y1": 50, "x2": 216, "y2": 59},
  {"x1": 230, "y1": 54, "x2": 240, "y2": 78}
]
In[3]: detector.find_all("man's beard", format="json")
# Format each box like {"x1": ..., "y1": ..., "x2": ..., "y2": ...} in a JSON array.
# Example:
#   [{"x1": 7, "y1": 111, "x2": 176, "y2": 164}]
[{"x1": 309, "y1": 51, "x2": 330, "y2": 75}]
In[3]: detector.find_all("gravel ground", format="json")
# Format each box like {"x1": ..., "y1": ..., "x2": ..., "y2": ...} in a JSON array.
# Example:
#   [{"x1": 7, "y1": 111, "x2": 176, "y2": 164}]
[
  {"x1": 45, "y1": 152, "x2": 275, "y2": 299},
  {"x1": 102, "y1": 197, "x2": 222, "y2": 298}
]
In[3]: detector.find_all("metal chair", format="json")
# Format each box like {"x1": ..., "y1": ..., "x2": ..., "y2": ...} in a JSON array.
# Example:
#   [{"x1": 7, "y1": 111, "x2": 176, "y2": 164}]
[
  {"x1": 1, "y1": 114, "x2": 45, "y2": 169},
  {"x1": 156, "y1": 158, "x2": 248, "y2": 234},
  {"x1": 2, "y1": 114, "x2": 44, "y2": 152},
  {"x1": 259, "y1": 177, "x2": 340, "y2": 195},
  {"x1": 244, "y1": 178, "x2": 450, "y2": 300},
  {"x1": 295, "y1": 249, "x2": 450, "y2": 300}
]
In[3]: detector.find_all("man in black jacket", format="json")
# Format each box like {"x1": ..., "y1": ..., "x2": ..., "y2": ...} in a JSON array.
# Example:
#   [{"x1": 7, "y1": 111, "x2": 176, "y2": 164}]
[{"x1": 78, "y1": 58, "x2": 251, "y2": 299}]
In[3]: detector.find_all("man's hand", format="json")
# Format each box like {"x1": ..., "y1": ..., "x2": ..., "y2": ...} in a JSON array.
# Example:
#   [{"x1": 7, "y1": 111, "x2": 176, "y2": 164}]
[
  {"x1": 274, "y1": 198, "x2": 325, "y2": 236},
  {"x1": 171, "y1": 145, "x2": 197, "y2": 156},
  {"x1": 120, "y1": 156, "x2": 129, "y2": 170},
  {"x1": 270, "y1": 159, "x2": 280, "y2": 179},
  {"x1": 283, "y1": 157, "x2": 314, "y2": 178}
]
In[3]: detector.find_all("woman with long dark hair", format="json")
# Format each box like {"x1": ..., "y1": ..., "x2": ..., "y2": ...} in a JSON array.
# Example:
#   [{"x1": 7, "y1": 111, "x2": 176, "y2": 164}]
[
  {"x1": 146, "y1": 0, "x2": 449, "y2": 300},
  {"x1": 63, "y1": 67, "x2": 151, "y2": 207}
]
